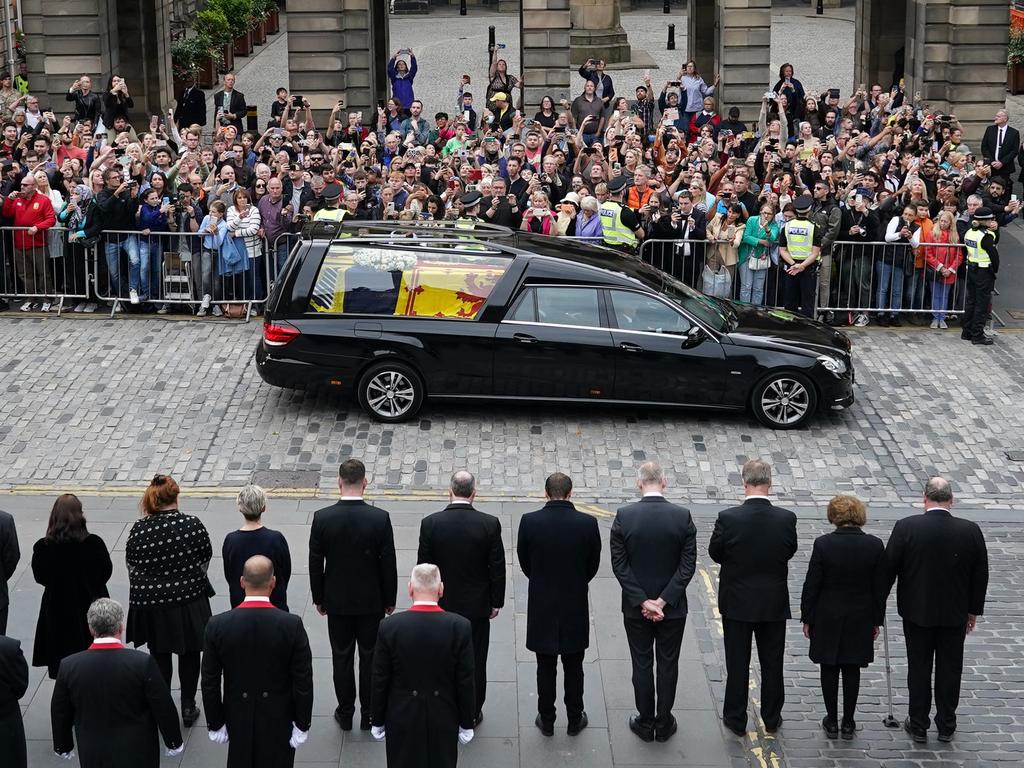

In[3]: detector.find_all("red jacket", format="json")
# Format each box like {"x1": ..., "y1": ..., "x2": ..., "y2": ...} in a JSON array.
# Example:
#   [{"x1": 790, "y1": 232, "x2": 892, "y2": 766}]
[
  {"x1": 2, "y1": 191, "x2": 56, "y2": 249},
  {"x1": 924, "y1": 228, "x2": 963, "y2": 285}
]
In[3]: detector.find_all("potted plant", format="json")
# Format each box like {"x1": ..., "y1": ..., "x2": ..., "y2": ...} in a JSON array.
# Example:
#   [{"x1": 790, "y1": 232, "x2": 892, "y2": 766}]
[
  {"x1": 1009, "y1": 28, "x2": 1024, "y2": 95},
  {"x1": 171, "y1": 36, "x2": 208, "y2": 97},
  {"x1": 209, "y1": 0, "x2": 254, "y2": 58},
  {"x1": 265, "y1": 0, "x2": 280, "y2": 36},
  {"x1": 194, "y1": 7, "x2": 233, "y2": 77}
]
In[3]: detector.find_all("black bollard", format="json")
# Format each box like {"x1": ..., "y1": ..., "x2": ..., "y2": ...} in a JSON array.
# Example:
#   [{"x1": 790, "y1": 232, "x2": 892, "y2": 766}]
[
  {"x1": 816, "y1": 0, "x2": 823, "y2": 14},
  {"x1": 664, "y1": 0, "x2": 670, "y2": 13},
  {"x1": 668, "y1": 23, "x2": 675, "y2": 51},
  {"x1": 460, "y1": 0, "x2": 467, "y2": 16},
  {"x1": 488, "y1": 25, "x2": 495, "y2": 56}
]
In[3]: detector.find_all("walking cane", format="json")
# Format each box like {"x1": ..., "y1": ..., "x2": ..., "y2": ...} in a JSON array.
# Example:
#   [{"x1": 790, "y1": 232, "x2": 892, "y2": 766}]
[{"x1": 881, "y1": 618, "x2": 899, "y2": 728}]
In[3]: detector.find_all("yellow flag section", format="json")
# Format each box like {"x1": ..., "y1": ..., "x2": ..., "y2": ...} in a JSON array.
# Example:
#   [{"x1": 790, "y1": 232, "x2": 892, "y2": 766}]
[{"x1": 309, "y1": 245, "x2": 509, "y2": 319}]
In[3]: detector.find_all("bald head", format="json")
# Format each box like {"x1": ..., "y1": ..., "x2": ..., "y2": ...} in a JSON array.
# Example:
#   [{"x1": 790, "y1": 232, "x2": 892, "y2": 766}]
[
  {"x1": 241, "y1": 555, "x2": 276, "y2": 594},
  {"x1": 923, "y1": 476, "x2": 953, "y2": 508},
  {"x1": 449, "y1": 470, "x2": 476, "y2": 501}
]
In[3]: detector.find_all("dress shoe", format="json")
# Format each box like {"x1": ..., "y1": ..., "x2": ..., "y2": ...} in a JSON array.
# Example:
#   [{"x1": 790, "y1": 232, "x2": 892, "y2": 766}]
[
  {"x1": 937, "y1": 730, "x2": 955, "y2": 743},
  {"x1": 628, "y1": 715, "x2": 654, "y2": 742},
  {"x1": 840, "y1": 718, "x2": 856, "y2": 740},
  {"x1": 654, "y1": 715, "x2": 678, "y2": 742},
  {"x1": 821, "y1": 716, "x2": 838, "y2": 739},
  {"x1": 181, "y1": 701, "x2": 200, "y2": 728},
  {"x1": 334, "y1": 709, "x2": 353, "y2": 731},
  {"x1": 889, "y1": 316, "x2": 902, "y2": 327},
  {"x1": 961, "y1": 329, "x2": 972, "y2": 340},
  {"x1": 903, "y1": 717, "x2": 927, "y2": 743},
  {"x1": 360, "y1": 713, "x2": 372, "y2": 731},
  {"x1": 723, "y1": 719, "x2": 746, "y2": 737},
  {"x1": 535, "y1": 713, "x2": 554, "y2": 737},
  {"x1": 764, "y1": 717, "x2": 782, "y2": 733},
  {"x1": 972, "y1": 336, "x2": 994, "y2": 346},
  {"x1": 473, "y1": 711, "x2": 484, "y2": 727},
  {"x1": 567, "y1": 711, "x2": 588, "y2": 736}
]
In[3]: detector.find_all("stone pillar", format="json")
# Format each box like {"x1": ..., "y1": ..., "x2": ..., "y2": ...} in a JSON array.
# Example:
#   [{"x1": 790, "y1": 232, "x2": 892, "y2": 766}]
[
  {"x1": 908, "y1": 0, "x2": 1007, "y2": 145},
  {"x1": 855, "y1": 0, "x2": 909, "y2": 94},
  {"x1": 287, "y1": 0, "x2": 389, "y2": 124},
  {"x1": 687, "y1": 0, "x2": 715, "y2": 80},
  {"x1": 522, "y1": 0, "x2": 571, "y2": 109},
  {"x1": 570, "y1": 0, "x2": 630, "y2": 66}
]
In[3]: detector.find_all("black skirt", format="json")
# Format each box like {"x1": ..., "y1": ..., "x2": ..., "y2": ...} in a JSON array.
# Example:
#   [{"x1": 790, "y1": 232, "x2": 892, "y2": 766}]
[{"x1": 126, "y1": 597, "x2": 212, "y2": 654}]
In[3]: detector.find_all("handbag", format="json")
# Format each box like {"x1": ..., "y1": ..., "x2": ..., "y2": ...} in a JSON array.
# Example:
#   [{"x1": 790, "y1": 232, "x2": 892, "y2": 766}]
[
  {"x1": 747, "y1": 253, "x2": 771, "y2": 271},
  {"x1": 701, "y1": 263, "x2": 732, "y2": 298}
]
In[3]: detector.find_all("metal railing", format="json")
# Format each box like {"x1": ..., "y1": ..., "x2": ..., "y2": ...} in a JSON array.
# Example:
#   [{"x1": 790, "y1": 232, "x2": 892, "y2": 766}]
[{"x1": 0, "y1": 226, "x2": 93, "y2": 314}]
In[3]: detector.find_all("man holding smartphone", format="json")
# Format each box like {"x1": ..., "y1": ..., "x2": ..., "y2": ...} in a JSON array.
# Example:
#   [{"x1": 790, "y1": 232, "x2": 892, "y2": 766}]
[{"x1": 578, "y1": 59, "x2": 615, "y2": 108}]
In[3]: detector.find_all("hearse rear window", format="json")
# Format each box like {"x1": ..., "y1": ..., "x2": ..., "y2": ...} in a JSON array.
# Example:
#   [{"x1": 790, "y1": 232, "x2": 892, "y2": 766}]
[{"x1": 308, "y1": 247, "x2": 510, "y2": 319}]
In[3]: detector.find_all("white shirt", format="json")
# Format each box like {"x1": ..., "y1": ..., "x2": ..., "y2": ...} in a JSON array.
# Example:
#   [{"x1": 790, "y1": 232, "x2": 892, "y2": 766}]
[
  {"x1": 340, "y1": 496, "x2": 363, "y2": 501},
  {"x1": 996, "y1": 125, "x2": 1006, "y2": 157},
  {"x1": 745, "y1": 494, "x2": 771, "y2": 501},
  {"x1": 92, "y1": 636, "x2": 121, "y2": 645},
  {"x1": 412, "y1": 601, "x2": 439, "y2": 607},
  {"x1": 642, "y1": 491, "x2": 664, "y2": 498},
  {"x1": 449, "y1": 499, "x2": 472, "y2": 505},
  {"x1": 241, "y1": 595, "x2": 271, "y2": 603}
]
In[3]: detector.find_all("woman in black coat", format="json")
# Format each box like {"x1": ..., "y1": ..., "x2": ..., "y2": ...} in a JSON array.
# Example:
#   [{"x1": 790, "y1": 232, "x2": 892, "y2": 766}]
[
  {"x1": 31, "y1": 494, "x2": 112, "y2": 678},
  {"x1": 800, "y1": 495, "x2": 887, "y2": 740}
]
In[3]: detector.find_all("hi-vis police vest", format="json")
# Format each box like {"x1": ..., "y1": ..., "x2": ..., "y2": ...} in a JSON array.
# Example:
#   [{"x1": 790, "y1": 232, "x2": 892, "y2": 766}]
[
  {"x1": 599, "y1": 201, "x2": 637, "y2": 248},
  {"x1": 963, "y1": 227, "x2": 990, "y2": 267},
  {"x1": 313, "y1": 207, "x2": 348, "y2": 222},
  {"x1": 783, "y1": 218, "x2": 815, "y2": 261}
]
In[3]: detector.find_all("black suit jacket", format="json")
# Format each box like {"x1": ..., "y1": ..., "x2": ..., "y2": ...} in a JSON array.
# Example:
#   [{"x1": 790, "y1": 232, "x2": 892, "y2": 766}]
[
  {"x1": 885, "y1": 508, "x2": 988, "y2": 628},
  {"x1": 417, "y1": 502, "x2": 505, "y2": 619},
  {"x1": 51, "y1": 646, "x2": 182, "y2": 768},
  {"x1": 174, "y1": 84, "x2": 207, "y2": 128},
  {"x1": 517, "y1": 500, "x2": 601, "y2": 654},
  {"x1": 610, "y1": 495, "x2": 697, "y2": 620},
  {"x1": 0, "y1": 636, "x2": 27, "y2": 768},
  {"x1": 309, "y1": 499, "x2": 398, "y2": 615},
  {"x1": 213, "y1": 89, "x2": 247, "y2": 133},
  {"x1": 201, "y1": 603, "x2": 313, "y2": 767},
  {"x1": 0, "y1": 510, "x2": 19, "y2": 615},
  {"x1": 371, "y1": 609, "x2": 475, "y2": 768},
  {"x1": 708, "y1": 497, "x2": 798, "y2": 623},
  {"x1": 980, "y1": 124, "x2": 1019, "y2": 176}
]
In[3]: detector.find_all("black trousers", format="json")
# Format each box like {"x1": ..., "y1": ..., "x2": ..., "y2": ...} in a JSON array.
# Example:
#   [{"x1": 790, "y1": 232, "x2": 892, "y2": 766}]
[
  {"x1": 903, "y1": 619, "x2": 966, "y2": 734},
  {"x1": 820, "y1": 664, "x2": 861, "y2": 723},
  {"x1": 150, "y1": 650, "x2": 201, "y2": 703},
  {"x1": 469, "y1": 617, "x2": 491, "y2": 715},
  {"x1": 536, "y1": 651, "x2": 585, "y2": 723},
  {"x1": 782, "y1": 263, "x2": 818, "y2": 317},
  {"x1": 328, "y1": 613, "x2": 382, "y2": 718},
  {"x1": 962, "y1": 266, "x2": 994, "y2": 340},
  {"x1": 0, "y1": 604, "x2": 7, "y2": 636},
  {"x1": 722, "y1": 618, "x2": 786, "y2": 731},
  {"x1": 624, "y1": 615, "x2": 687, "y2": 730}
]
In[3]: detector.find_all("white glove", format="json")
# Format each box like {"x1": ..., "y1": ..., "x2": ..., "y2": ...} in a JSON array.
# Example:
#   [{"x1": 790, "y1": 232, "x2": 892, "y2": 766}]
[
  {"x1": 458, "y1": 727, "x2": 474, "y2": 745},
  {"x1": 165, "y1": 744, "x2": 185, "y2": 756},
  {"x1": 208, "y1": 725, "x2": 229, "y2": 744},
  {"x1": 289, "y1": 723, "x2": 308, "y2": 749},
  {"x1": 371, "y1": 725, "x2": 386, "y2": 741},
  {"x1": 56, "y1": 751, "x2": 75, "y2": 761}
]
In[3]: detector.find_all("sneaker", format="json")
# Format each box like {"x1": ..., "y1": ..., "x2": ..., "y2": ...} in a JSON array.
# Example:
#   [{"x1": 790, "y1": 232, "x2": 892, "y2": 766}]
[
  {"x1": 156, "y1": 303, "x2": 170, "y2": 315},
  {"x1": 84, "y1": 302, "x2": 98, "y2": 313},
  {"x1": 129, "y1": 289, "x2": 140, "y2": 305},
  {"x1": 0, "y1": 298, "x2": 8, "y2": 311},
  {"x1": 821, "y1": 716, "x2": 839, "y2": 739},
  {"x1": 939, "y1": 320, "x2": 948, "y2": 329},
  {"x1": 73, "y1": 302, "x2": 86, "y2": 312},
  {"x1": 972, "y1": 336, "x2": 994, "y2": 346},
  {"x1": 854, "y1": 313, "x2": 869, "y2": 327},
  {"x1": 930, "y1": 319, "x2": 939, "y2": 329},
  {"x1": 212, "y1": 304, "x2": 223, "y2": 317},
  {"x1": 112, "y1": 302, "x2": 124, "y2": 314},
  {"x1": 196, "y1": 305, "x2": 208, "y2": 318},
  {"x1": 40, "y1": 302, "x2": 52, "y2": 313},
  {"x1": 200, "y1": 293, "x2": 212, "y2": 311},
  {"x1": 19, "y1": 301, "x2": 32, "y2": 312}
]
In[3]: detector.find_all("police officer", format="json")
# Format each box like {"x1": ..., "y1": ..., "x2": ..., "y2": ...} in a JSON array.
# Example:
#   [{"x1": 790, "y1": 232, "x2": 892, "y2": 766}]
[
  {"x1": 778, "y1": 195, "x2": 823, "y2": 317},
  {"x1": 313, "y1": 182, "x2": 347, "y2": 222},
  {"x1": 961, "y1": 207, "x2": 999, "y2": 346},
  {"x1": 457, "y1": 190, "x2": 484, "y2": 231},
  {"x1": 600, "y1": 175, "x2": 645, "y2": 252}
]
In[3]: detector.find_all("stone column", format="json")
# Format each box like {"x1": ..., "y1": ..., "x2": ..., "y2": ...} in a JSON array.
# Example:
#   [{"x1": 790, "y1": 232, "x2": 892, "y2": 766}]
[
  {"x1": 522, "y1": 0, "x2": 571, "y2": 109},
  {"x1": 908, "y1": 0, "x2": 1007, "y2": 145},
  {"x1": 569, "y1": 0, "x2": 630, "y2": 65},
  {"x1": 855, "y1": 0, "x2": 909, "y2": 94},
  {"x1": 287, "y1": 0, "x2": 389, "y2": 124}
]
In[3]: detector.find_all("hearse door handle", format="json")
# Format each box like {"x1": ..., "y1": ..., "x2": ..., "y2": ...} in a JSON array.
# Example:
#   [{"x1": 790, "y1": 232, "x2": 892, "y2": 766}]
[
  {"x1": 619, "y1": 341, "x2": 643, "y2": 352},
  {"x1": 513, "y1": 333, "x2": 538, "y2": 344}
]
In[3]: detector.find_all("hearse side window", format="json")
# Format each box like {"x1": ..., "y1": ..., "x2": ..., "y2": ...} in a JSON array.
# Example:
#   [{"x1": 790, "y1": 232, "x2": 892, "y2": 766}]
[
  {"x1": 506, "y1": 289, "x2": 537, "y2": 323},
  {"x1": 608, "y1": 291, "x2": 691, "y2": 335},
  {"x1": 307, "y1": 246, "x2": 509, "y2": 318},
  {"x1": 534, "y1": 287, "x2": 602, "y2": 328}
]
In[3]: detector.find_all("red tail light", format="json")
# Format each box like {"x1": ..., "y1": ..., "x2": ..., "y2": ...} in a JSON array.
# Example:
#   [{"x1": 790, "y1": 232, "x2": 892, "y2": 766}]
[{"x1": 263, "y1": 320, "x2": 300, "y2": 347}]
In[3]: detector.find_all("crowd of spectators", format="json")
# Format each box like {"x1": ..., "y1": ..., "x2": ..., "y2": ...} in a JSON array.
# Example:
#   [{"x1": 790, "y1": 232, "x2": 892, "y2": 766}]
[{"x1": 0, "y1": 49, "x2": 1013, "y2": 328}]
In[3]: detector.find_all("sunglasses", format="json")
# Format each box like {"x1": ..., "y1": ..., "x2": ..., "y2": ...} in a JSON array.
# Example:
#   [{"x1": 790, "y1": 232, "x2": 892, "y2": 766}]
[{"x1": 255, "y1": 183, "x2": 266, "y2": 188}]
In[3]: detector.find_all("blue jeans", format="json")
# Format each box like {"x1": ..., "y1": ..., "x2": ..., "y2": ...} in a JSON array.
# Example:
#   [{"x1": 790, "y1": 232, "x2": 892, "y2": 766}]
[
  {"x1": 874, "y1": 261, "x2": 904, "y2": 316},
  {"x1": 931, "y1": 278, "x2": 952, "y2": 321},
  {"x1": 738, "y1": 259, "x2": 767, "y2": 305},
  {"x1": 903, "y1": 266, "x2": 926, "y2": 311},
  {"x1": 103, "y1": 235, "x2": 139, "y2": 297},
  {"x1": 138, "y1": 235, "x2": 164, "y2": 301}
]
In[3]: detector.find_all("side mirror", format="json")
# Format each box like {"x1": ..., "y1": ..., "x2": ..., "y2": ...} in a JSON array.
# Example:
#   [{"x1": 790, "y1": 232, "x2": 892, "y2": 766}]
[{"x1": 681, "y1": 325, "x2": 705, "y2": 349}]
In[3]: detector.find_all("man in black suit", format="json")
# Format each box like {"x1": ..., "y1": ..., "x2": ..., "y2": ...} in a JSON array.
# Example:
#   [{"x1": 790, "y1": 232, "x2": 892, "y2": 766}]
[
  {"x1": 0, "y1": 509, "x2": 18, "y2": 635},
  {"x1": 611, "y1": 461, "x2": 697, "y2": 743},
  {"x1": 370, "y1": 564, "x2": 476, "y2": 768},
  {"x1": 885, "y1": 477, "x2": 989, "y2": 744},
  {"x1": 173, "y1": 77, "x2": 207, "y2": 129},
  {"x1": 979, "y1": 109, "x2": 1019, "y2": 180},
  {"x1": 213, "y1": 72, "x2": 247, "y2": 134},
  {"x1": 51, "y1": 598, "x2": 183, "y2": 766},
  {"x1": 517, "y1": 472, "x2": 602, "y2": 736},
  {"x1": 202, "y1": 555, "x2": 314, "y2": 767},
  {"x1": 309, "y1": 458, "x2": 398, "y2": 731},
  {"x1": 708, "y1": 459, "x2": 797, "y2": 736},
  {"x1": 0, "y1": 633, "x2": 28, "y2": 768},
  {"x1": 417, "y1": 470, "x2": 505, "y2": 726}
]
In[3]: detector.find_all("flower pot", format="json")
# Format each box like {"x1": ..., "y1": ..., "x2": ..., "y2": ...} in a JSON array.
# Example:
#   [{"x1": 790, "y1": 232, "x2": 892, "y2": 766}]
[
  {"x1": 173, "y1": 71, "x2": 191, "y2": 101},
  {"x1": 252, "y1": 19, "x2": 268, "y2": 45},
  {"x1": 199, "y1": 56, "x2": 218, "y2": 89},
  {"x1": 233, "y1": 30, "x2": 253, "y2": 57},
  {"x1": 1009, "y1": 63, "x2": 1024, "y2": 95},
  {"x1": 220, "y1": 44, "x2": 234, "y2": 74},
  {"x1": 266, "y1": 8, "x2": 280, "y2": 35}
]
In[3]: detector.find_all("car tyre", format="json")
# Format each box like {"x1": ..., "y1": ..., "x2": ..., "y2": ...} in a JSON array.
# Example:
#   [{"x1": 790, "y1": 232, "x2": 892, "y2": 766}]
[
  {"x1": 751, "y1": 370, "x2": 817, "y2": 430},
  {"x1": 357, "y1": 361, "x2": 424, "y2": 423}
]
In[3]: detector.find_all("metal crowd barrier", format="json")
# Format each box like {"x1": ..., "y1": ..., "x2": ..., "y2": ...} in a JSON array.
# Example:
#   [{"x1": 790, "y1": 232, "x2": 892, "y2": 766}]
[{"x1": 0, "y1": 226, "x2": 93, "y2": 314}]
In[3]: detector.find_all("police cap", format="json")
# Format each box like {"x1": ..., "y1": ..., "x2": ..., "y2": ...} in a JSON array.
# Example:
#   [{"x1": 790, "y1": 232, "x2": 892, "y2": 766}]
[
  {"x1": 460, "y1": 190, "x2": 483, "y2": 208},
  {"x1": 607, "y1": 175, "x2": 629, "y2": 194},
  {"x1": 973, "y1": 207, "x2": 994, "y2": 221},
  {"x1": 793, "y1": 194, "x2": 813, "y2": 213}
]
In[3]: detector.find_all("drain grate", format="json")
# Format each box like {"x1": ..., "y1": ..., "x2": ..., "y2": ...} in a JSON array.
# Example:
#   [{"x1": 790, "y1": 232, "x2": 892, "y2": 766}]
[
  {"x1": 1005, "y1": 451, "x2": 1024, "y2": 462},
  {"x1": 251, "y1": 469, "x2": 321, "y2": 489}
]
